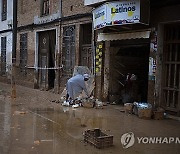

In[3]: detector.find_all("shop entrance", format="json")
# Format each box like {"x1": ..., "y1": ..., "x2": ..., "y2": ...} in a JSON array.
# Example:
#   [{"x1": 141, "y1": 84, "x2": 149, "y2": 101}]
[{"x1": 109, "y1": 41, "x2": 149, "y2": 104}]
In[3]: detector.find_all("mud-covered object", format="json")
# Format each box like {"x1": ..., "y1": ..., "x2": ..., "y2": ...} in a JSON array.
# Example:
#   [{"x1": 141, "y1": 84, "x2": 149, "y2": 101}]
[{"x1": 81, "y1": 98, "x2": 95, "y2": 108}]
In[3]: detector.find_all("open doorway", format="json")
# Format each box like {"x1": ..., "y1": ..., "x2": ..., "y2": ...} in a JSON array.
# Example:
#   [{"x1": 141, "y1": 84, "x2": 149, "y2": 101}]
[
  {"x1": 38, "y1": 30, "x2": 56, "y2": 90},
  {"x1": 109, "y1": 42, "x2": 150, "y2": 104}
]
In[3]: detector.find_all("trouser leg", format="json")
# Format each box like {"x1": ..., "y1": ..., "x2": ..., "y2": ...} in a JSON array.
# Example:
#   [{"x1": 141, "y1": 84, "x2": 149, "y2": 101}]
[{"x1": 66, "y1": 93, "x2": 69, "y2": 102}]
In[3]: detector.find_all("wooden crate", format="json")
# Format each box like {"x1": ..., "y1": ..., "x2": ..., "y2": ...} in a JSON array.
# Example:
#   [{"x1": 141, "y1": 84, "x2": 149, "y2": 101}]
[
  {"x1": 84, "y1": 129, "x2": 113, "y2": 149},
  {"x1": 138, "y1": 108, "x2": 152, "y2": 119},
  {"x1": 124, "y1": 103, "x2": 133, "y2": 114},
  {"x1": 82, "y1": 99, "x2": 95, "y2": 108},
  {"x1": 153, "y1": 111, "x2": 164, "y2": 120}
]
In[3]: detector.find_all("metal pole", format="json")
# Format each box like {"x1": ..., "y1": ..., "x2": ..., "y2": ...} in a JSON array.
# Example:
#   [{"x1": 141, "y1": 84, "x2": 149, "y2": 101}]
[{"x1": 11, "y1": 0, "x2": 17, "y2": 98}]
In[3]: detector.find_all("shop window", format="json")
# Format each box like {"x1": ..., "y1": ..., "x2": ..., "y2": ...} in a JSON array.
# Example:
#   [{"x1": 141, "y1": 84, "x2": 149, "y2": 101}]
[
  {"x1": 1, "y1": 37, "x2": 6, "y2": 75},
  {"x1": 41, "y1": 0, "x2": 50, "y2": 16},
  {"x1": 1, "y1": 0, "x2": 7, "y2": 21},
  {"x1": 20, "y1": 33, "x2": 28, "y2": 75}
]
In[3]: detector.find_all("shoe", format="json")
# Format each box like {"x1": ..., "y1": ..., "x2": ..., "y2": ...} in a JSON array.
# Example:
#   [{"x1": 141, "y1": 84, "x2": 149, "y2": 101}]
[{"x1": 62, "y1": 101, "x2": 70, "y2": 106}]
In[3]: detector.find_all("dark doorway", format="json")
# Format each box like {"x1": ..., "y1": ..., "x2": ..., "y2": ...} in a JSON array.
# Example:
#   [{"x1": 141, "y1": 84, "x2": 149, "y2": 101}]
[
  {"x1": 80, "y1": 23, "x2": 93, "y2": 72},
  {"x1": 38, "y1": 30, "x2": 56, "y2": 90},
  {"x1": 109, "y1": 42, "x2": 149, "y2": 103}
]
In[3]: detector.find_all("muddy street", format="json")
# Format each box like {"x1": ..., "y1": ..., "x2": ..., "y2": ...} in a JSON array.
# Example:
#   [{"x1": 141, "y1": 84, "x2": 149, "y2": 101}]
[{"x1": 0, "y1": 82, "x2": 180, "y2": 154}]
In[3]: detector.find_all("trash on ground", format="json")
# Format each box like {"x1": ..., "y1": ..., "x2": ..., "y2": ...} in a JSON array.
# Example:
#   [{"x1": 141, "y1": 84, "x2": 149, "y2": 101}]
[
  {"x1": 102, "y1": 102, "x2": 108, "y2": 106},
  {"x1": 72, "y1": 104, "x2": 79, "y2": 108},
  {"x1": 81, "y1": 124, "x2": 87, "y2": 127},
  {"x1": 124, "y1": 103, "x2": 133, "y2": 114},
  {"x1": 95, "y1": 99, "x2": 103, "y2": 109},
  {"x1": 14, "y1": 111, "x2": 27, "y2": 115},
  {"x1": 83, "y1": 128, "x2": 113, "y2": 149},
  {"x1": 34, "y1": 140, "x2": 40, "y2": 145},
  {"x1": 111, "y1": 102, "x2": 116, "y2": 105}
]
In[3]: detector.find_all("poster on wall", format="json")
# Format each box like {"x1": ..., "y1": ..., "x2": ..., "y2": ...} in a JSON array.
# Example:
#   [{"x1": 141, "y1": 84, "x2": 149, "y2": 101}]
[
  {"x1": 95, "y1": 43, "x2": 103, "y2": 75},
  {"x1": 149, "y1": 57, "x2": 156, "y2": 81}
]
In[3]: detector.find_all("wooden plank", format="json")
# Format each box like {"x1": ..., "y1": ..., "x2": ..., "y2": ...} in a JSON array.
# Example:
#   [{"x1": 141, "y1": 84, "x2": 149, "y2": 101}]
[
  {"x1": 165, "y1": 40, "x2": 180, "y2": 44},
  {"x1": 166, "y1": 107, "x2": 179, "y2": 112},
  {"x1": 178, "y1": 71, "x2": 180, "y2": 116},
  {"x1": 172, "y1": 45, "x2": 178, "y2": 107},
  {"x1": 165, "y1": 62, "x2": 180, "y2": 64},
  {"x1": 163, "y1": 87, "x2": 180, "y2": 92}
]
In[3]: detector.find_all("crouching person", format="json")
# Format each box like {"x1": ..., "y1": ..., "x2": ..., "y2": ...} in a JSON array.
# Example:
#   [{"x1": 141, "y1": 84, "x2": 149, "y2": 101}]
[{"x1": 66, "y1": 73, "x2": 90, "y2": 105}]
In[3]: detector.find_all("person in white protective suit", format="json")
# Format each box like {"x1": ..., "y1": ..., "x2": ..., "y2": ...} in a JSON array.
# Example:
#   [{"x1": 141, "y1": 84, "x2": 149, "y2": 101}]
[{"x1": 66, "y1": 73, "x2": 90, "y2": 104}]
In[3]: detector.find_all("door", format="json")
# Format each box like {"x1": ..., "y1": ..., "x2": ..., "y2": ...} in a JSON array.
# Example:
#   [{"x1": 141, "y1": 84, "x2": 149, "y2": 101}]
[
  {"x1": 80, "y1": 24, "x2": 93, "y2": 72},
  {"x1": 81, "y1": 44, "x2": 92, "y2": 71},
  {"x1": 162, "y1": 24, "x2": 180, "y2": 115},
  {"x1": 38, "y1": 30, "x2": 56, "y2": 90},
  {"x1": 61, "y1": 26, "x2": 75, "y2": 85}
]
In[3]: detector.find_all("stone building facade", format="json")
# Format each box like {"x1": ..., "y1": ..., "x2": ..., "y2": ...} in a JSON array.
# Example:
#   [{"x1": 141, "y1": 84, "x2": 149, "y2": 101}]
[
  {"x1": 0, "y1": 0, "x2": 13, "y2": 81},
  {"x1": 13, "y1": 0, "x2": 93, "y2": 92}
]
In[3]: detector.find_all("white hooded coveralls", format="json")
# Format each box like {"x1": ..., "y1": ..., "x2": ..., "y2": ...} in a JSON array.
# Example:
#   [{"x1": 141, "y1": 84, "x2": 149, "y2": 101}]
[{"x1": 66, "y1": 74, "x2": 89, "y2": 99}]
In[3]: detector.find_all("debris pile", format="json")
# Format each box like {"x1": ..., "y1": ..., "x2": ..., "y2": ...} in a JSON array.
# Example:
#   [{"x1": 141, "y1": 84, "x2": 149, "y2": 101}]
[
  {"x1": 60, "y1": 96, "x2": 105, "y2": 109},
  {"x1": 124, "y1": 102, "x2": 165, "y2": 120}
]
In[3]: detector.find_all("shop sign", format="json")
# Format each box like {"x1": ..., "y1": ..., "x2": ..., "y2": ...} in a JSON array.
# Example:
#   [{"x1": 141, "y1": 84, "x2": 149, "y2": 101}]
[
  {"x1": 93, "y1": 4, "x2": 107, "y2": 29},
  {"x1": 93, "y1": 0, "x2": 148, "y2": 30}
]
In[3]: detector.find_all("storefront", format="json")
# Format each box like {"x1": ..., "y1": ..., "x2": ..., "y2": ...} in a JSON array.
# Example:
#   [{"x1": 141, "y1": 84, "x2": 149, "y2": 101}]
[
  {"x1": 93, "y1": 0, "x2": 152, "y2": 104},
  {"x1": 150, "y1": 0, "x2": 180, "y2": 116}
]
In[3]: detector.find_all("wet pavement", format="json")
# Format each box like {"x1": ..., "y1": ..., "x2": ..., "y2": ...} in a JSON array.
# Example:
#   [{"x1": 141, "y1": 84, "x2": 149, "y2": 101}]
[{"x1": 0, "y1": 82, "x2": 180, "y2": 154}]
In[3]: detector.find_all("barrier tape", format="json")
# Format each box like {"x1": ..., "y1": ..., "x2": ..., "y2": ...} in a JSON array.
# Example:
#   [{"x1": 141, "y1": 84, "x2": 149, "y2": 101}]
[{"x1": 26, "y1": 66, "x2": 63, "y2": 70}]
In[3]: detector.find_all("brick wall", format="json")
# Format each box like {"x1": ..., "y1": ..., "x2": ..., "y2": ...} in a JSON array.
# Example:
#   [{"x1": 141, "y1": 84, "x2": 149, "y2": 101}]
[
  {"x1": 62, "y1": 0, "x2": 92, "y2": 17},
  {"x1": 17, "y1": 0, "x2": 60, "y2": 27}
]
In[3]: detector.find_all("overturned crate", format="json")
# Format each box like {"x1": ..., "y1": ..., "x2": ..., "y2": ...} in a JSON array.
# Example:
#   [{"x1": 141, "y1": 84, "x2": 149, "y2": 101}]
[{"x1": 84, "y1": 128, "x2": 113, "y2": 149}]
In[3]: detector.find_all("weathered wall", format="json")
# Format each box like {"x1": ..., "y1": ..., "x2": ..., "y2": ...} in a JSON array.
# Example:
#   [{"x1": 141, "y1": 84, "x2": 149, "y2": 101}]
[
  {"x1": 15, "y1": 30, "x2": 35, "y2": 88},
  {"x1": 151, "y1": 5, "x2": 180, "y2": 27},
  {"x1": 17, "y1": 0, "x2": 39, "y2": 26},
  {"x1": 62, "y1": 0, "x2": 92, "y2": 17},
  {"x1": 17, "y1": 0, "x2": 60, "y2": 27}
]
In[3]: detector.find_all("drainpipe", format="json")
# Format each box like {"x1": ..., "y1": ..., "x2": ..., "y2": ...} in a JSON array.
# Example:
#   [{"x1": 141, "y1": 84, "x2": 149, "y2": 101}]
[
  {"x1": 11, "y1": 0, "x2": 17, "y2": 98},
  {"x1": 57, "y1": 0, "x2": 62, "y2": 93}
]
